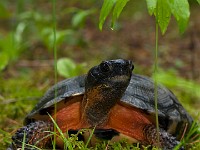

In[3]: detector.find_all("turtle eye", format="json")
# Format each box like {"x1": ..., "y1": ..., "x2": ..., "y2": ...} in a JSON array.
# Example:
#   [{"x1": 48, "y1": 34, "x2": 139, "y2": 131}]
[{"x1": 99, "y1": 62, "x2": 112, "y2": 73}]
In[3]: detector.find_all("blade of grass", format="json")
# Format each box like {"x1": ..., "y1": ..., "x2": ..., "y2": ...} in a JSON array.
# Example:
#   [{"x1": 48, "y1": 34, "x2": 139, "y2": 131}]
[
  {"x1": 25, "y1": 144, "x2": 42, "y2": 150},
  {"x1": 21, "y1": 130, "x2": 26, "y2": 150},
  {"x1": 85, "y1": 127, "x2": 96, "y2": 148},
  {"x1": 34, "y1": 132, "x2": 54, "y2": 148},
  {"x1": 52, "y1": 0, "x2": 58, "y2": 149},
  {"x1": 154, "y1": 1, "x2": 160, "y2": 147},
  {"x1": 48, "y1": 114, "x2": 65, "y2": 140},
  {"x1": 48, "y1": 114, "x2": 74, "y2": 149}
]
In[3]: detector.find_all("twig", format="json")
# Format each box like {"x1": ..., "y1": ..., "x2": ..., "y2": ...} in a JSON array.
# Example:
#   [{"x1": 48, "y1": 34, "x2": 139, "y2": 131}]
[
  {"x1": 16, "y1": 60, "x2": 54, "y2": 67},
  {"x1": 190, "y1": 133, "x2": 200, "y2": 142},
  {"x1": 180, "y1": 123, "x2": 188, "y2": 141},
  {"x1": 0, "y1": 96, "x2": 40, "y2": 104},
  {"x1": 189, "y1": 140, "x2": 200, "y2": 145}
]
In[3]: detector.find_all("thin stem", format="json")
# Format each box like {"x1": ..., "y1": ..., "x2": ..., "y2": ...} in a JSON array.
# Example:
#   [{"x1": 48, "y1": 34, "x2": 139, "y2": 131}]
[
  {"x1": 154, "y1": 2, "x2": 160, "y2": 147},
  {"x1": 52, "y1": 0, "x2": 57, "y2": 149}
]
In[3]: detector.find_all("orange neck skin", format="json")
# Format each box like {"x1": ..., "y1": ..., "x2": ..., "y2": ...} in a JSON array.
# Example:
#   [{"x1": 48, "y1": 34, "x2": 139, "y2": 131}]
[{"x1": 81, "y1": 83, "x2": 125, "y2": 127}]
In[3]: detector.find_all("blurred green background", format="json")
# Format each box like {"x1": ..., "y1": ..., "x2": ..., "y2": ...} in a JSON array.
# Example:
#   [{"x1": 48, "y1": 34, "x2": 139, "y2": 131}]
[{"x1": 0, "y1": 0, "x2": 199, "y2": 148}]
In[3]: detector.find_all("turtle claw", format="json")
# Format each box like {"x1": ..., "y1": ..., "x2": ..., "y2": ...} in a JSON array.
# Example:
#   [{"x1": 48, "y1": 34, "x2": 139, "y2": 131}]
[
  {"x1": 143, "y1": 124, "x2": 184, "y2": 150},
  {"x1": 10, "y1": 121, "x2": 53, "y2": 150}
]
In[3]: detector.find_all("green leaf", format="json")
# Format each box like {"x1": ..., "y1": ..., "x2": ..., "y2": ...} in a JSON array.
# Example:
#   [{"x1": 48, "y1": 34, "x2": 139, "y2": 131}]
[
  {"x1": 112, "y1": 0, "x2": 129, "y2": 28},
  {"x1": 146, "y1": 0, "x2": 157, "y2": 15},
  {"x1": 169, "y1": 0, "x2": 190, "y2": 33},
  {"x1": 0, "y1": 52, "x2": 9, "y2": 71},
  {"x1": 57, "y1": 58, "x2": 77, "y2": 78},
  {"x1": 99, "y1": 0, "x2": 116, "y2": 30},
  {"x1": 156, "y1": 0, "x2": 171, "y2": 34},
  {"x1": 0, "y1": 33, "x2": 22, "y2": 61},
  {"x1": 72, "y1": 9, "x2": 95, "y2": 28},
  {"x1": 15, "y1": 22, "x2": 26, "y2": 44},
  {"x1": 197, "y1": 0, "x2": 200, "y2": 4},
  {"x1": 57, "y1": 58, "x2": 86, "y2": 78},
  {"x1": 40, "y1": 28, "x2": 74, "y2": 50}
]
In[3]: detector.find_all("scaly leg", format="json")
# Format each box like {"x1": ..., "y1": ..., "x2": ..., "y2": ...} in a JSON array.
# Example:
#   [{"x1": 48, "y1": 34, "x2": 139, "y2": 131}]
[
  {"x1": 8, "y1": 121, "x2": 54, "y2": 150},
  {"x1": 143, "y1": 124, "x2": 184, "y2": 150}
]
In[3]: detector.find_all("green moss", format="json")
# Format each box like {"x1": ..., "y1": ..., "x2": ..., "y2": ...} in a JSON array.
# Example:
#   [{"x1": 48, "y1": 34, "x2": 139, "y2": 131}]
[{"x1": 0, "y1": 68, "x2": 51, "y2": 148}]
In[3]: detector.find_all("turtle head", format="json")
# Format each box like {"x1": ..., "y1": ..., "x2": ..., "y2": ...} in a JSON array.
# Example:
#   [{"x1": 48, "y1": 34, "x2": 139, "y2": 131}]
[
  {"x1": 85, "y1": 59, "x2": 133, "y2": 90},
  {"x1": 83, "y1": 59, "x2": 134, "y2": 126}
]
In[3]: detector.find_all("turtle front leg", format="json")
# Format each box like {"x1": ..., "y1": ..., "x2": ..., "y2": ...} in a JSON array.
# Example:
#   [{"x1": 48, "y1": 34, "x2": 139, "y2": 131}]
[
  {"x1": 9, "y1": 121, "x2": 54, "y2": 150},
  {"x1": 143, "y1": 124, "x2": 183, "y2": 150}
]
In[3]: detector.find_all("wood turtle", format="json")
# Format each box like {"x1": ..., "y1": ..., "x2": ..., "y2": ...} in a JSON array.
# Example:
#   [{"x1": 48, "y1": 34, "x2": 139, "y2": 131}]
[{"x1": 9, "y1": 59, "x2": 194, "y2": 149}]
